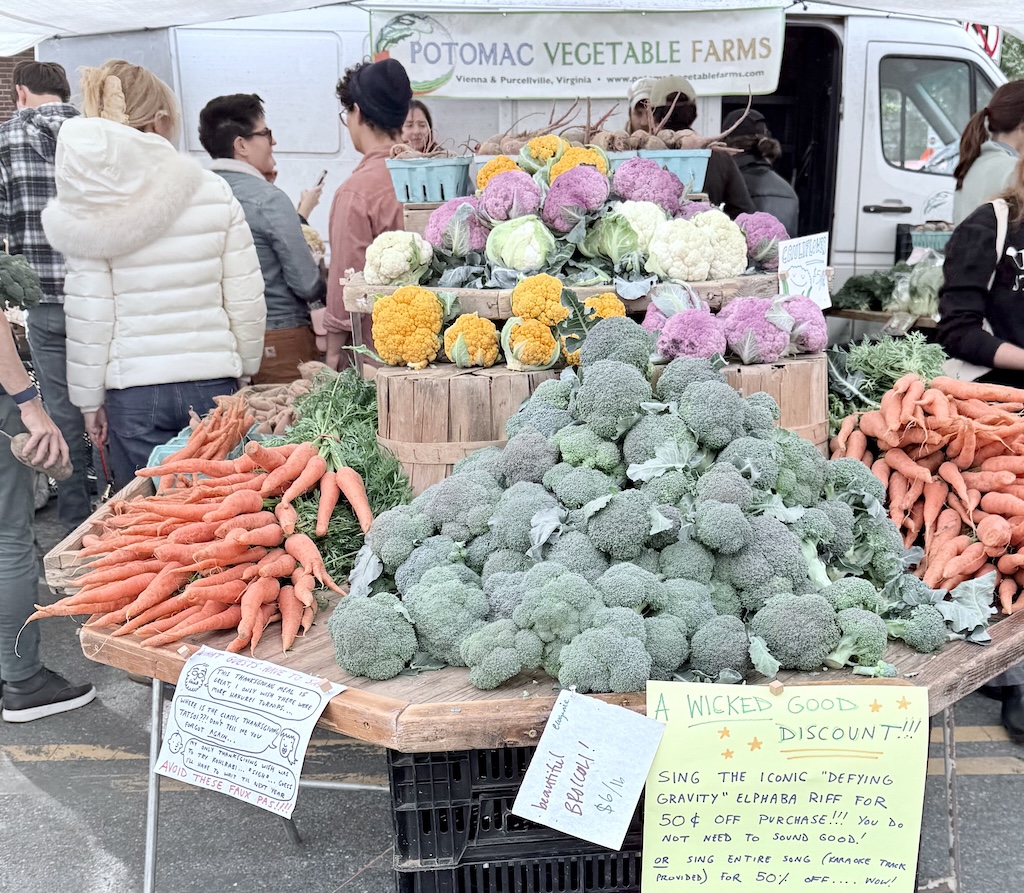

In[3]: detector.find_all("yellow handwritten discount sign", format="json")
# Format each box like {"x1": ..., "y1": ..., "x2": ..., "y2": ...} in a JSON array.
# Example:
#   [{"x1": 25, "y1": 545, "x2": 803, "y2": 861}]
[{"x1": 643, "y1": 682, "x2": 929, "y2": 893}]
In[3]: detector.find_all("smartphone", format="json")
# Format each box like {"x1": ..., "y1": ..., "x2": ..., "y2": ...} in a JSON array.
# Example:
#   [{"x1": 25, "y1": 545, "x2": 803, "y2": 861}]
[{"x1": 316, "y1": 169, "x2": 328, "y2": 188}]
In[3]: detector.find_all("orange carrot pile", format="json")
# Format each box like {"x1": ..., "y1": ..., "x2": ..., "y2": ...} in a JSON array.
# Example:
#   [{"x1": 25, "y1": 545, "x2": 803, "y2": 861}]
[
  {"x1": 831, "y1": 373, "x2": 1024, "y2": 614},
  {"x1": 31, "y1": 439, "x2": 375, "y2": 655}
]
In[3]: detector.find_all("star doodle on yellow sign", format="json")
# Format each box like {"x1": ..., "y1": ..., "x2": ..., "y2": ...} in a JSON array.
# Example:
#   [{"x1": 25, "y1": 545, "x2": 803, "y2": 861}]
[
  {"x1": 897, "y1": 696, "x2": 911, "y2": 710},
  {"x1": 748, "y1": 737, "x2": 762, "y2": 751},
  {"x1": 722, "y1": 748, "x2": 734, "y2": 759},
  {"x1": 870, "y1": 699, "x2": 882, "y2": 713},
  {"x1": 718, "y1": 727, "x2": 730, "y2": 739}
]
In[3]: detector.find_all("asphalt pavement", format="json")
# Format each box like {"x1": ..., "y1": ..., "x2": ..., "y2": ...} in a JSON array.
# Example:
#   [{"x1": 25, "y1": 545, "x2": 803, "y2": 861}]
[{"x1": 2, "y1": 499, "x2": 1024, "y2": 893}]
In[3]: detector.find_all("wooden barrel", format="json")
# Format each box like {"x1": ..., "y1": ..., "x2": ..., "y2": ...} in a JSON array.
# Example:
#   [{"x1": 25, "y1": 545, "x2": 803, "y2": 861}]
[{"x1": 376, "y1": 365, "x2": 559, "y2": 494}]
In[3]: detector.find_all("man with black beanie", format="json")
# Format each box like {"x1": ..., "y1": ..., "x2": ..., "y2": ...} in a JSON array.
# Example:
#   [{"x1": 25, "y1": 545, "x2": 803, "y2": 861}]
[{"x1": 325, "y1": 58, "x2": 412, "y2": 370}]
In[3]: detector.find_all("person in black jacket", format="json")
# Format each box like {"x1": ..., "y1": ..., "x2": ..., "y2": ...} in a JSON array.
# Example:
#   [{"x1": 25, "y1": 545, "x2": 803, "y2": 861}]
[
  {"x1": 937, "y1": 160, "x2": 1024, "y2": 741},
  {"x1": 722, "y1": 108, "x2": 799, "y2": 236},
  {"x1": 647, "y1": 76, "x2": 755, "y2": 220}
]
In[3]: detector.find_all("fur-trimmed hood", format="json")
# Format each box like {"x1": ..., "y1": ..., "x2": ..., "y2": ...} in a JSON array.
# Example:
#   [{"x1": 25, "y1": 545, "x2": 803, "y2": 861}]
[{"x1": 42, "y1": 116, "x2": 205, "y2": 260}]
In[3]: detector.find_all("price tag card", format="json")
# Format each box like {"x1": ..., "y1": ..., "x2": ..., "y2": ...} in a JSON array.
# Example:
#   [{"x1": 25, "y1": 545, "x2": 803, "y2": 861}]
[
  {"x1": 155, "y1": 646, "x2": 345, "y2": 818},
  {"x1": 512, "y1": 689, "x2": 665, "y2": 850},
  {"x1": 777, "y1": 232, "x2": 831, "y2": 309}
]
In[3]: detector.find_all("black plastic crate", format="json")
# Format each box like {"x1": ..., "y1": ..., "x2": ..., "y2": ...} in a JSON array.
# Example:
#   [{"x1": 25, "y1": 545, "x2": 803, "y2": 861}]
[
  {"x1": 394, "y1": 848, "x2": 643, "y2": 893},
  {"x1": 388, "y1": 747, "x2": 534, "y2": 809},
  {"x1": 394, "y1": 793, "x2": 644, "y2": 867}
]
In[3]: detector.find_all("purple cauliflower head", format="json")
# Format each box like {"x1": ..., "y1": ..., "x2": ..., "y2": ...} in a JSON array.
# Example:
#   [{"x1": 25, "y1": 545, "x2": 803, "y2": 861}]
[
  {"x1": 480, "y1": 170, "x2": 543, "y2": 222},
  {"x1": 612, "y1": 157, "x2": 685, "y2": 216},
  {"x1": 781, "y1": 295, "x2": 827, "y2": 354},
  {"x1": 656, "y1": 308, "x2": 727, "y2": 360},
  {"x1": 424, "y1": 196, "x2": 488, "y2": 256},
  {"x1": 541, "y1": 165, "x2": 610, "y2": 233},
  {"x1": 735, "y1": 211, "x2": 789, "y2": 271},
  {"x1": 677, "y1": 200, "x2": 713, "y2": 220},
  {"x1": 642, "y1": 303, "x2": 668, "y2": 334},
  {"x1": 717, "y1": 296, "x2": 791, "y2": 364}
]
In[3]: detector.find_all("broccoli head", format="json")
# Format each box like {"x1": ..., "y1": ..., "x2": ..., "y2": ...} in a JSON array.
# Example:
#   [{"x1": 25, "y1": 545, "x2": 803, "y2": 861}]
[
  {"x1": 573, "y1": 359, "x2": 653, "y2": 440},
  {"x1": 394, "y1": 535, "x2": 467, "y2": 596},
  {"x1": 820, "y1": 577, "x2": 885, "y2": 614},
  {"x1": 649, "y1": 504, "x2": 683, "y2": 551},
  {"x1": 511, "y1": 562, "x2": 604, "y2": 644},
  {"x1": 774, "y1": 428, "x2": 828, "y2": 507},
  {"x1": 749, "y1": 593, "x2": 840, "y2": 671},
  {"x1": 824, "y1": 607, "x2": 889, "y2": 669},
  {"x1": 365, "y1": 505, "x2": 436, "y2": 573},
  {"x1": 715, "y1": 516, "x2": 809, "y2": 594},
  {"x1": 695, "y1": 462, "x2": 753, "y2": 510},
  {"x1": 679, "y1": 380, "x2": 748, "y2": 451},
  {"x1": 658, "y1": 579, "x2": 717, "y2": 636},
  {"x1": 530, "y1": 377, "x2": 574, "y2": 410},
  {"x1": 498, "y1": 430, "x2": 559, "y2": 487},
  {"x1": 689, "y1": 614, "x2": 752, "y2": 680},
  {"x1": 885, "y1": 604, "x2": 948, "y2": 654},
  {"x1": 737, "y1": 577, "x2": 795, "y2": 616},
  {"x1": 587, "y1": 489, "x2": 653, "y2": 560},
  {"x1": 454, "y1": 445, "x2": 505, "y2": 478},
  {"x1": 594, "y1": 562, "x2": 668, "y2": 612},
  {"x1": 645, "y1": 614, "x2": 691, "y2": 679},
  {"x1": 482, "y1": 549, "x2": 533, "y2": 581},
  {"x1": 484, "y1": 571, "x2": 528, "y2": 620},
  {"x1": 544, "y1": 530, "x2": 609, "y2": 582},
  {"x1": 742, "y1": 391, "x2": 781, "y2": 438},
  {"x1": 420, "y1": 472, "x2": 501, "y2": 541},
  {"x1": 558, "y1": 608, "x2": 652, "y2": 693},
  {"x1": 464, "y1": 531, "x2": 496, "y2": 573},
  {"x1": 659, "y1": 537, "x2": 715, "y2": 585},
  {"x1": 654, "y1": 356, "x2": 726, "y2": 405},
  {"x1": 824, "y1": 456, "x2": 887, "y2": 511},
  {"x1": 327, "y1": 592, "x2": 418, "y2": 681},
  {"x1": 622, "y1": 411, "x2": 697, "y2": 467},
  {"x1": 488, "y1": 481, "x2": 559, "y2": 552},
  {"x1": 506, "y1": 403, "x2": 574, "y2": 440},
  {"x1": 553, "y1": 466, "x2": 618, "y2": 509},
  {"x1": 642, "y1": 469, "x2": 699, "y2": 507},
  {"x1": 852, "y1": 660, "x2": 899, "y2": 678},
  {"x1": 460, "y1": 619, "x2": 545, "y2": 689},
  {"x1": 578, "y1": 316, "x2": 656, "y2": 376},
  {"x1": 717, "y1": 436, "x2": 782, "y2": 490},
  {"x1": 709, "y1": 578, "x2": 744, "y2": 617},
  {"x1": 552, "y1": 424, "x2": 622, "y2": 472},
  {"x1": 405, "y1": 565, "x2": 489, "y2": 666},
  {"x1": 542, "y1": 461, "x2": 575, "y2": 491},
  {"x1": 692, "y1": 501, "x2": 753, "y2": 555}
]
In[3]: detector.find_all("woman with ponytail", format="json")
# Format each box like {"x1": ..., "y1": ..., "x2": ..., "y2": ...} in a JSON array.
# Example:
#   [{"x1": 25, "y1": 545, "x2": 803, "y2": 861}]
[
  {"x1": 953, "y1": 80, "x2": 1024, "y2": 224},
  {"x1": 42, "y1": 61, "x2": 266, "y2": 487}
]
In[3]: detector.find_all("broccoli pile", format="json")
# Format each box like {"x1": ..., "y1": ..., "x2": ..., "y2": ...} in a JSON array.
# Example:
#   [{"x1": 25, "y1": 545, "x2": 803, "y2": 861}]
[{"x1": 331, "y1": 317, "x2": 973, "y2": 692}]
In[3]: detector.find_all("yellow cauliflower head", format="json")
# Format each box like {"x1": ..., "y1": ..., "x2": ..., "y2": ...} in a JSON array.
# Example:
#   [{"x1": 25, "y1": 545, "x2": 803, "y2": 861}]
[
  {"x1": 560, "y1": 333, "x2": 582, "y2": 367},
  {"x1": 501, "y1": 317, "x2": 560, "y2": 371},
  {"x1": 444, "y1": 313, "x2": 500, "y2": 368},
  {"x1": 511, "y1": 273, "x2": 569, "y2": 327},
  {"x1": 584, "y1": 293, "x2": 626, "y2": 319},
  {"x1": 371, "y1": 286, "x2": 443, "y2": 370},
  {"x1": 526, "y1": 135, "x2": 563, "y2": 162},
  {"x1": 476, "y1": 155, "x2": 521, "y2": 191},
  {"x1": 550, "y1": 147, "x2": 608, "y2": 182}
]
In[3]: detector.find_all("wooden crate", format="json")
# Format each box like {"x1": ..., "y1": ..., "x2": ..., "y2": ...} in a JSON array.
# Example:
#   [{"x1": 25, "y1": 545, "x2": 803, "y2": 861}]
[
  {"x1": 342, "y1": 271, "x2": 782, "y2": 319},
  {"x1": 376, "y1": 365, "x2": 558, "y2": 494},
  {"x1": 402, "y1": 202, "x2": 442, "y2": 238},
  {"x1": 721, "y1": 352, "x2": 829, "y2": 452},
  {"x1": 43, "y1": 476, "x2": 155, "y2": 594}
]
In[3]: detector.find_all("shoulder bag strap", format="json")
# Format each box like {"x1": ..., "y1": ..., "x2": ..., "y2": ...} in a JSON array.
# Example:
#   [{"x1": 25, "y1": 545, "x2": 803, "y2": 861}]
[{"x1": 988, "y1": 198, "x2": 1009, "y2": 291}]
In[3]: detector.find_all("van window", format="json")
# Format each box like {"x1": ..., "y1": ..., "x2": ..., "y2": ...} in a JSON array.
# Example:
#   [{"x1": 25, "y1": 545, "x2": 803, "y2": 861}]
[{"x1": 879, "y1": 56, "x2": 995, "y2": 176}]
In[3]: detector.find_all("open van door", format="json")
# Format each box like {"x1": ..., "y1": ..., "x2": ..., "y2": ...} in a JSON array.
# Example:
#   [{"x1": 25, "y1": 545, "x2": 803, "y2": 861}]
[{"x1": 852, "y1": 40, "x2": 997, "y2": 273}]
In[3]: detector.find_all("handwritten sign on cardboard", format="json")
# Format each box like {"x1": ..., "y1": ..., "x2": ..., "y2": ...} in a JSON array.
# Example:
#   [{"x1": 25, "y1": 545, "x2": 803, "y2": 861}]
[
  {"x1": 643, "y1": 682, "x2": 928, "y2": 893},
  {"x1": 155, "y1": 646, "x2": 345, "y2": 818},
  {"x1": 778, "y1": 232, "x2": 831, "y2": 309},
  {"x1": 512, "y1": 689, "x2": 665, "y2": 850}
]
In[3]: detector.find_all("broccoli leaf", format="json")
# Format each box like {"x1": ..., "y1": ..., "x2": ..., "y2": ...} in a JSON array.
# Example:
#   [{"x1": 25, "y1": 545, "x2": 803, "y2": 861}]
[
  {"x1": 582, "y1": 493, "x2": 615, "y2": 521},
  {"x1": 615, "y1": 275, "x2": 658, "y2": 300},
  {"x1": 649, "y1": 505, "x2": 675, "y2": 536},
  {"x1": 748, "y1": 636, "x2": 781, "y2": 679},
  {"x1": 627, "y1": 440, "x2": 703, "y2": 482},
  {"x1": 399, "y1": 652, "x2": 449, "y2": 675},
  {"x1": 348, "y1": 544, "x2": 384, "y2": 598},
  {"x1": 936, "y1": 572, "x2": 997, "y2": 636},
  {"x1": 749, "y1": 492, "x2": 805, "y2": 524},
  {"x1": 527, "y1": 504, "x2": 567, "y2": 560}
]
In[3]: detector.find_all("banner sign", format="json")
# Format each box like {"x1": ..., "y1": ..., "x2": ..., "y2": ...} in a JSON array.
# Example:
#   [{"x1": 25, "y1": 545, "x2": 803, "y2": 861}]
[{"x1": 370, "y1": 9, "x2": 785, "y2": 99}]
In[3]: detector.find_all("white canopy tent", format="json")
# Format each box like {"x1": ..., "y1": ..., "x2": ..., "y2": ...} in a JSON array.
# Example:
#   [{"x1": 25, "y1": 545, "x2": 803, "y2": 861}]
[{"x1": 2, "y1": 0, "x2": 1023, "y2": 58}]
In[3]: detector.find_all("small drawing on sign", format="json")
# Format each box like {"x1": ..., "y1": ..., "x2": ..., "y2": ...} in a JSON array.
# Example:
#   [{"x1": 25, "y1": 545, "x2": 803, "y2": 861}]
[
  {"x1": 168, "y1": 732, "x2": 184, "y2": 755},
  {"x1": 276, "y1": 729, "x2": 300, "y2": 766},
  {"x1": 184, "y1": 663, "x2": 208, "y2": 692}
]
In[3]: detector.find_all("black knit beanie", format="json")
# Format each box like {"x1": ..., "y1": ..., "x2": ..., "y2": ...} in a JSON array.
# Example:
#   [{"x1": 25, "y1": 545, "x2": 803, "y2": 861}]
[{"x1": 350, "y1": 59, "x2": 412, "y2": 131}]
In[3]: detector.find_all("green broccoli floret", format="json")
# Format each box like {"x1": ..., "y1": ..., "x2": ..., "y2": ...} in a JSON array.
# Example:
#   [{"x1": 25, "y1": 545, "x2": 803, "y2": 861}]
[
  {"x1": 553, "y1": 466, "x2": 618, "y2": 509},
  {"x1": 774, "y1": 428, "x2": 828, "y2": 507},
  {"x1": 557, "y1": 607, "x2": 652, "y2": 693},
  {"x1": 460, "y1": 619, "x2": 545, "y2": 689},
  {"x1": 420, "y1": 472, "x2": 501, "y2": 542},
  {"x1": 788, "y1": 506, "x2": 839, "y2": 590},
  {"x1": 659, "y1": 537, "x2": 715, "y2": 584},
  {"x1": 821, "y1": 577, "x2": 885, "y2": 614},
  {"x1": 742, "y1": 391, "x2": 781, "y2": 438},
  {"x1": 749, "y1": 593, "x2": 841, "y2": 671},
  {"x1": 649, "y1": 504, "x2": 683, "y2": 551},
  {"x1": 542, "y1": 461, "x2": 574, "y2": 491},
  {"x1": 825, "y1": 456, "x2": 887, "y2": 509},
  {"x1": 645, "y1": 614, "x2": 691, "y2": 679},
  {"x1": 885, "y1": 604, "x2": 948, "y2": 653},
  {"x1": 679, "y1": 380, "x2": 748, "y2": 451},
  {"x1": 654, "y1": 356, "x2": 726, "y2": 404},
  {"x1": 689, "y1": 614, "x2": 752, "y2": 679},
  {"x1": 578, "y1": 316, "x2": 656, "y2": 376},
  {"x1": 395, "y1": 535, "x2": 466, "y2": 596},
  {"x1": 587, "y1": 489, "x2": 653, "y2": 560},
  {"x1": 693, "y1": 501, "x2": 753, "y2": 555},
  {"x1": 482, "y1": 549, "x2": 533, "y2": 581},
  {"x1": 737, "y1": 577, "x2": 794, "y2": 615},
  {"x1": 633, "y1": 547, "x2": 663, "y2": 575},
  {"x1": 327, "y1": 592, "x2": 418, "y2": 680},
  {"x1": 484, "y1": 571, "x2": 527, "y2": 620},
  {"x1": 659, "y1": 579, "x2": 717, "y2": 636},
  {"x1": 715, "y1": 516, "x2": 809, "y2": 594},
  {"x1": 464, "y1": 531, "x2": 496, "y2": 573},
  {"x1": 506, "y1": 404, "x2": 574, "y2": 440},
  {"x1": 454, "y1": 445, "x2": 505, "y2": 477},
  {"x1": 488, "y1": 481, "x2": 558, "y2": 552},
  {"x1": 498, "y1": 430, "x2": 559, "y2": 487},
  {"x1": 709, "y1": 579, "x2": 744, "y2": 617},
  {"x1": 852, "y1": 660, "x2": 899, "y2": 678},
  {"x1": 817, "y1": 499, "x2": 856, "y2": 559},
  {"x1": 642, "y1": 469, "x2": 699, "y2": 506},
  {"x1": 843, "y1": 515, "x2": 907, "y2": 587},
  {"x1": 544, "y1": 530, "x2": 609, "y2": 582},
  {"x1": 552, "y1": 424, "x2": 622, "y2": 472},
  {"x1": 716, "y1": 436, "x2": 783, "y2": 489},
  {"x1": 886, "y1": 573, "x2": 943, "y2": 610},
  {"x1": 594, "y1": 562, "x2": 668, "y2": 612},
  {"x1": 695, "y1": 462, "x2": 753, "y2": 509},
  {"x1": 405, "y1": 565, "x2": 488, "y2": 665},
  {"x1": 365, "y1": 505, "x2": 436, "y2": 573},
  {"x1": 530, "y1": 377, "x2": 574, "y2": 410},
  {"x1": 825, "y1": 607, "x2": 889, "y2": 669},
  {"x1": 622, "y1": 411, "x2": 697, "y2": 466},
  {"x1": 511, "y1": 563, "x2": 604, "y2": 645},
  {"x1": 573, "y1": 359, "x2": 653, "y2": 440}
]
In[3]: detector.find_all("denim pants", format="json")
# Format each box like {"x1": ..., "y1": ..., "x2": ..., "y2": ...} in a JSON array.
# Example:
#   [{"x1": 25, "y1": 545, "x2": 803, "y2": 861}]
[
  {"x1": 26, "y1": 304, "x2": 94, "y2": 532},
  {"x1": 104, "y1": 378, "x2": 237, "y2": 489},
  {"x1": 0, "y1": 395, "x2": 43, "y2": 684}
]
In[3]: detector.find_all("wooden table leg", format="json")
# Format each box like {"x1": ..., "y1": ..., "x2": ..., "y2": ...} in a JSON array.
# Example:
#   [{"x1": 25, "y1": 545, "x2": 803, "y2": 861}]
[{"x1": 143, "y1": 678, "x2": 165, "y2": 893}]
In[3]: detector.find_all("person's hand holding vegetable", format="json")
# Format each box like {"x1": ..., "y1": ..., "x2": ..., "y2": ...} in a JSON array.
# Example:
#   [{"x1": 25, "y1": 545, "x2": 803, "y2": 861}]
[
  {"x1": 17, "y1": 396, "x2": 70, "y2": 474},
  {"x1": 83, "y1": 407, "x2": 108, "y2": 448}
]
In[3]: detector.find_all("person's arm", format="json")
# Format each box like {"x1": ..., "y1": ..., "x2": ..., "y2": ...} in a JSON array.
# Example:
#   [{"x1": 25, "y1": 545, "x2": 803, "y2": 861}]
[
  {"x1": 326, "y1": 184, "x2": 377, "y2": 323},
  {"x1": 264, "y1": 190, "x2": 326, "y2": 304},
  {"x1": 221, "y1": 196, "x2": 267, "y2": 378},
  {"x1": 937, "y1": 204, "x2": 1014, "y2": 368},
  {"x1": 0, "y1": 316, "x2": 69, "y2": 469},
  {"x1": 297, "y1": 182, "x2": 324, "y2": 221}
]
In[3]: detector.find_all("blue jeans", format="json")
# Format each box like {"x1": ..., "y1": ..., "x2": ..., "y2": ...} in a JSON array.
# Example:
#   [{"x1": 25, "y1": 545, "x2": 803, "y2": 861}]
[
  {"x1": 104, "y1": 379, "x2": 237, "y2": 489},
  {"x1": 0, "y1": 395, "x2": 43, "y2": 684},
  {"x1": 26, "y1": 304, "x2": 95, "y2": 532}
]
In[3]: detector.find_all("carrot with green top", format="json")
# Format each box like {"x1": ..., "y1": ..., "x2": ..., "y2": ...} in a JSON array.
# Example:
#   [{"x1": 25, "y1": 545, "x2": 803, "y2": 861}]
[
  {"x1": 336, "y1": 466, "x2": 374, "y2": 533},
  {"x1": 259, "y1": 443, "x2": 318, "y2": 496},
  {"x1": 285, "y1": 534, "x2": 344, "y2": 593},
  {"x1": 142, "y1": 604, "x2": 242, "y2": 649},
  {"x1": 201, "y1": 489, "x2": 265, "y2": 522},
  {"x1": 278, "y1": 585, "x2": 303, "y2": 652}
]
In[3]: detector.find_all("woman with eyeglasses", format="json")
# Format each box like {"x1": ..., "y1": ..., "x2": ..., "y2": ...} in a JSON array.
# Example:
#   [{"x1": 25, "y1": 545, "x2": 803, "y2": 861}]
[{"x1": 42, "y1": 60, "x2": 266, "y2": 487}]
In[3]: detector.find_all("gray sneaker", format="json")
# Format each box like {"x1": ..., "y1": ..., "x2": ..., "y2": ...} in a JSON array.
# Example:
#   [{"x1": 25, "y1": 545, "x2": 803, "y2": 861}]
[{"x1": 2, "y1": 668, "x2": 96, "y2": 723}]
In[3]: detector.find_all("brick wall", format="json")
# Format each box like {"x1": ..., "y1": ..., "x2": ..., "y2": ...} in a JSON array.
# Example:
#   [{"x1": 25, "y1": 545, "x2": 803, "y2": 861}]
[{"x1": 0, "y1": 50, "x2": 37, "y2": 121}]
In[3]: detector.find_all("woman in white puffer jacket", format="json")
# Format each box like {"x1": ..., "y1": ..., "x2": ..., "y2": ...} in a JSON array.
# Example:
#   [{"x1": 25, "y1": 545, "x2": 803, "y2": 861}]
[{"x1": 42, "y1": 60, "x2": 266, "y2": 486}]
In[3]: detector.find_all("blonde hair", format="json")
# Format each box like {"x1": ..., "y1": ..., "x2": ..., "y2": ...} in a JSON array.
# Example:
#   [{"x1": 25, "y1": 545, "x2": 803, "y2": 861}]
[{"x1": 80, "y1": 60, "x2": 180, "y2": 139}]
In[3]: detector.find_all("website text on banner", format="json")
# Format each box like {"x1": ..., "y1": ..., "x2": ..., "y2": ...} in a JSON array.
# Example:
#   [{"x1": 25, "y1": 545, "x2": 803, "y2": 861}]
[{"x1": 370, "y1": 9, "x2": 785, "y2": 100}]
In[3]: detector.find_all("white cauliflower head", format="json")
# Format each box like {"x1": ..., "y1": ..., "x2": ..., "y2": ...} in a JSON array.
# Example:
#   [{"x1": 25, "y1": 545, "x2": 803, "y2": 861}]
[
  {"x1": 613, "y1": 201, "x2": 668, "y2": 255},
  {"x1": 363, "y1": 231, "x2": 434, "y2": 286},
  {"x1": 691, "y1": 209, "x2": 749, "y2": 280},
  {"x1": 644, "y1": 218, "x2": 714, "y2": 283}
]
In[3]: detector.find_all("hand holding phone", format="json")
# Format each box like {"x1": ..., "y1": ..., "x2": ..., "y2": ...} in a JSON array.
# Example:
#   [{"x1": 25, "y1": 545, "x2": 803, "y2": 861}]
[{"x1": 316, "y1": 169, "x2": 328, "y2": 188}]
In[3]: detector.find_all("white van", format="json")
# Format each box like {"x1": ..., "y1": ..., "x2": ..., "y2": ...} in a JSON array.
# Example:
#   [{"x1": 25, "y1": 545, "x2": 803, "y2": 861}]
[{"x1": 39, "y1": 3, "x2": 1005, "y2": 281}]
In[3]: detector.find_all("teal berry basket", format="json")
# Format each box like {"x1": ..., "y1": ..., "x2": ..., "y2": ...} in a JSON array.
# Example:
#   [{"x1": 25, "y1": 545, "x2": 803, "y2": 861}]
[
  {"x1": 605, "y1": 150, "x2": 638, "y2": 172},
  {"x1": 637, "y1": 148, "x2": 712, "y2": 193},
  {"x1": 386, "y1": 157, "x2": 473, "y2": 203},
  {"x1": 910, "y1": 230, "x2": 953, "y2": 252}
]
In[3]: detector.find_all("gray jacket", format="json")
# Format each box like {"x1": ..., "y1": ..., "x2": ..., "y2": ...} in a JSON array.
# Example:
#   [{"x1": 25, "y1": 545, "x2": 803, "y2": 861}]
[
  {"x1": 953, "y1": 140, "x2": 1017, "y2": 225},
  {"x1": 210, "y1": 160, "x2": 325, "y2": 329}
]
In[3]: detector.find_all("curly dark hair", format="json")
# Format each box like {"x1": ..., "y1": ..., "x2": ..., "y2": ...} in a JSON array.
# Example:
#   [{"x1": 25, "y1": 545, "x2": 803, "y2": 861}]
[{"x1": 198, "y1": 93, "x2": 265, "y2": 159}]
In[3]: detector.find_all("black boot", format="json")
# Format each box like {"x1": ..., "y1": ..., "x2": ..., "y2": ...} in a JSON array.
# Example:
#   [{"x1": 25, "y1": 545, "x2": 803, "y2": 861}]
[
  {"x1": 2, "y1": 668, "x2": 95, "y2": 723},
  {"x1": 1000, "y1": 685, "x2": 1024, "y2": 744}
]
